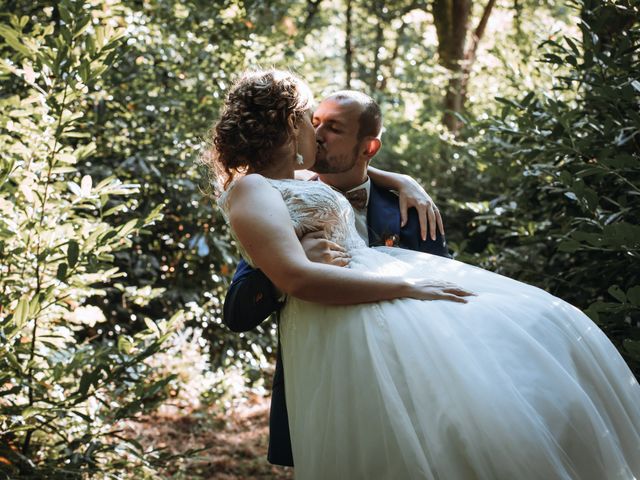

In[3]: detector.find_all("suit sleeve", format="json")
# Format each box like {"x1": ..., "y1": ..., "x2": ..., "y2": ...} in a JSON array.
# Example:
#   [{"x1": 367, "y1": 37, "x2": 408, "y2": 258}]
[
  {"x1": 222, "y1": 259, "x2": 283, "y2": 332},
  {"x1": 403, "y1": 208, "x2": 452, "y2": 258}
]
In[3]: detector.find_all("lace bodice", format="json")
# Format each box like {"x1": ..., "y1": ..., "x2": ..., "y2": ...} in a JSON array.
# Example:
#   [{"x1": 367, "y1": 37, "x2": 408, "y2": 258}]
[{"x1": 218, "y1": 177, "x2": 367, "y2": 266}]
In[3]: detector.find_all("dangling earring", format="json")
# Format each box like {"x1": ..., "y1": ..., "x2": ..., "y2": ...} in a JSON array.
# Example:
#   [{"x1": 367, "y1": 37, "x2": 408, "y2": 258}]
[{"x1": 293, "y1": 136, "x2": 304, "y2": 165}]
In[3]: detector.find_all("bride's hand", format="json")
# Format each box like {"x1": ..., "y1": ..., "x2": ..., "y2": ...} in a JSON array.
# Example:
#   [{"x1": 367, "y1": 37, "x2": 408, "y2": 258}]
[
  {"x1": 301, "y1": 231, "x2": 351, "y2": 267},
  {"x1": 403, "y1": 279, "x2": 476, "y2": 303}
]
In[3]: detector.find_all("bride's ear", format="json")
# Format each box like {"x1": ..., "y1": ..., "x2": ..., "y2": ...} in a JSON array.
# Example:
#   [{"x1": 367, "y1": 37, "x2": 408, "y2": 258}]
[{"x1": 287, "y1": 113, "x2": 299, "y2": 133}]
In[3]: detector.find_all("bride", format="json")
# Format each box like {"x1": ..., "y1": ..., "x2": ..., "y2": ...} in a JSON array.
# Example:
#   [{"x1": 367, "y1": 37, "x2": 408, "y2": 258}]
[{"x1": 208, "y1": 69, "x2": 640, "y2": 479}]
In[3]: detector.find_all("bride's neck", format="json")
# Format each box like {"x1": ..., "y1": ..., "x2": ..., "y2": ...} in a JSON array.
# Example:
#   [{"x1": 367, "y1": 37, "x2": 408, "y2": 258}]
[{"x1": 252, "y1": 148, "x2": 295, "y2": 179}]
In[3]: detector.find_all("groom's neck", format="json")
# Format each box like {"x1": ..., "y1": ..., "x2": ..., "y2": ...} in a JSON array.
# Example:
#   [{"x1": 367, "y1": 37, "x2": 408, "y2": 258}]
[{"x1": 319, "y1": 169, "x2": 368, "y2": 192}]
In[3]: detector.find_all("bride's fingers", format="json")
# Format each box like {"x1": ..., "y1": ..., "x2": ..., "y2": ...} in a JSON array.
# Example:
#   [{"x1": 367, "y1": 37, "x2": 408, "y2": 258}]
[
  {"x1": 325, "y1": 241, "x2": 347, "y2": 253},
  {"x1": 434, "y1": 293, "x2": 468, "y2": 303},
  {"x1": 330, "y1": 251, "x2": 350, "y2": 266},
  {"x1": 444, "y1": 287, "x2": 476, "y2": 297}
]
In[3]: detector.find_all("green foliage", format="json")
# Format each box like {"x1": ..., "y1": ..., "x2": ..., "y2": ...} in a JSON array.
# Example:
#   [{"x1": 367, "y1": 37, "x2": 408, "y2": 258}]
[
  {"x1": 71, "y1": 0, "x2": 276, "y2": 375},
  {"x1": 0, "y1": 2, "x2": 181, "y2": 477},
  {"x1": 0, "y1": 0, "x2": 637, "y2": 475},
  {"x1": 458, "y1": 0, "x2": 640, "y2": 372}
]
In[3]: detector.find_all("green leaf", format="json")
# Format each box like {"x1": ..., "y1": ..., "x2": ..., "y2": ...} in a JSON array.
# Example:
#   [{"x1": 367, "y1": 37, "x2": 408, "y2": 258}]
[
  {"x1": 3, "y1": 351, "x2": 21, "y2": 370},
  {"x1": 22, "y1": 406, "x2": 43, "y2": 419},
  {"x1": 557, "y1": 239, "x2": 581, "y2": 253},
  {"x1": 118, "y1": 219, "x2": 139, "y2": 239},
  {"x1": 58, "y1": 4, "x2": 72, "y2": 23},
  {"x1": 13, "y1": 296, "x2": 30, "y2": 328},
  {"x1": 144, "y1": 203, "x2": 165, "y2": 224},
  {"x1": 564, "y1": 36, "x2": 580, "y2": 56},
  {"x1": 542, "y1": 53, "x2": 563, "y2": 64},
  {"x1": 56, "y1": 262, "x2": 68, "y2": 281},
  {"x1": 607, "y1": 285, "x2": 626, "y2": 303},
  {"x1": 623, "y1": 340, "x2": 640, "y2": 359},
  {"x1": 117, "y1": 335, "x2": 134, "y2": 355},
  {"x1": 72, "y1": 16, "x2": 92, "y2": 40},
  {"x1": 0, "y1": 24, "x2": 33, "y2": 58},
  {"x1": 67, "y1": 240, "x2": 79, "y2": 268},
  {"x1": 78, "y1": 369, "x2": 99, "y2": 397},
  {"x1": 627, "y1": 286, "x2": 640, "y2": 307},
  {"x1": 144, "y1": 318, "x2": 161, "y2": 338}
]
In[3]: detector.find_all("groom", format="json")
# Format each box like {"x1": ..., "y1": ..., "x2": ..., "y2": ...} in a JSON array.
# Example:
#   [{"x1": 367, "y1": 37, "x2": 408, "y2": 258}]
[{"x1": 223, "y1": 90, "x2": 450, "y2": 467}]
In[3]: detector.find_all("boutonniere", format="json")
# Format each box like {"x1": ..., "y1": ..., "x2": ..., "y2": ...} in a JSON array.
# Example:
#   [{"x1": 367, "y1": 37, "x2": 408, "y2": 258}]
[{"x1": 382, "y1": 233, "x2": 399, "y2": 247}]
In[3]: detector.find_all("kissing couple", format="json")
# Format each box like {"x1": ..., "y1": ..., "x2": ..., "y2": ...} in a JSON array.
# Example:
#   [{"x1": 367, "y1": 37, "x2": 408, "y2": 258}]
[{"x1": 204, "y1": 69, "x2": 640, "y2": 479}]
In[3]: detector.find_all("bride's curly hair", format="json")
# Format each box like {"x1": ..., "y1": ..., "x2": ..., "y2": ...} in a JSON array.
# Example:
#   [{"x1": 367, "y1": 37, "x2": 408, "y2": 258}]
[{"x1": 201, "y1": 69, "x2": 313, "y2": 192}]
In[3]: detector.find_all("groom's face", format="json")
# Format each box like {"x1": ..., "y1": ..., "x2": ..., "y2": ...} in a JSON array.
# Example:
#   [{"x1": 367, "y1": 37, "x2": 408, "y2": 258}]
[{"x1": 311, "y1": 99, "x2": 363, "y2": 174}]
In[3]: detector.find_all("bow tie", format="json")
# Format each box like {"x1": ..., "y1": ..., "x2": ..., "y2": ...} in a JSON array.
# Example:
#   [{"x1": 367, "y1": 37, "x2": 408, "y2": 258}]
[{"x1": 343, "y1": 188, "x2": 368, "y2": 210}]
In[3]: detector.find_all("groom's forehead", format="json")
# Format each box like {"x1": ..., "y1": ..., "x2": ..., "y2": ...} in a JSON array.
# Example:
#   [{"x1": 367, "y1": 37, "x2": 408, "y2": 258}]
[{"x1": 314, "y1": 99, "x2": 362, "y2": 123}]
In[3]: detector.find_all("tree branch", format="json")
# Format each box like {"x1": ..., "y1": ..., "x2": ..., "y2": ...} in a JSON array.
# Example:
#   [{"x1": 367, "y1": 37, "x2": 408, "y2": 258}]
[
  {"x1": 465, "y1": 0, "x2": 496, "y2": 64},
  {"x1": 379, "y1": 20, "x2": 408, "y2": 91},
  {"x1": 302, "y1": 0, "x2": 323, "y2": 33}
]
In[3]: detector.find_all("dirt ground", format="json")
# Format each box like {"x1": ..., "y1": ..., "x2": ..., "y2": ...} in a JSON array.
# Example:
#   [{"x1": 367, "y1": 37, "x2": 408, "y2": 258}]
[{"x1": 124, "y1": 394, "x2": 294, "y2": 479}]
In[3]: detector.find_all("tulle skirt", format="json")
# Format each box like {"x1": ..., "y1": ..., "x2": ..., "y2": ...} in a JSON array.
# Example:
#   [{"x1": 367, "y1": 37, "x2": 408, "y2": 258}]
[{"x1": 280, "y1": 247, "x2": 640, "y2": 480}]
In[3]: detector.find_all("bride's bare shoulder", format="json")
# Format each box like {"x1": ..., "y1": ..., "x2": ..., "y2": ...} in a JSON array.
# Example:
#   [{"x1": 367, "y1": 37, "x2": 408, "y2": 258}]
[
  {"x1": 225, "y1": 174, "x2": 286, "y2": 217},
  {"x1": 234, "y1": 173, "x2": 270, "y2": 189},
  {"x1": 226, "y1": 174, "x2": 272, "y2": 199}
]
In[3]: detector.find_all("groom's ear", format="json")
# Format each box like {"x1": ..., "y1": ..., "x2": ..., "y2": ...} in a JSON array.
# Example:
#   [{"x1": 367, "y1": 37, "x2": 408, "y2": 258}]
[{"x1": 362, "y1": 137, "x2": 381, "y2": 159}]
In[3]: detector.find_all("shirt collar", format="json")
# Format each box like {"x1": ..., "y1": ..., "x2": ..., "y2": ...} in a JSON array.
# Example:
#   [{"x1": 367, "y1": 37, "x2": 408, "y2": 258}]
[{"x1": 318, "y1": 177, "x2": 371, "y2": 209}]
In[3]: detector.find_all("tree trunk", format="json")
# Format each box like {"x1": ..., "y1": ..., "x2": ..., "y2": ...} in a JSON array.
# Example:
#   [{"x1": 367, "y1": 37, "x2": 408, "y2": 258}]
[
  {"x1": 345, "y1": 0, "x2": 353, "y2": 89},
  {"x1": 432, "y1": 0, "x2": 496, "y2": 134},
  {"x1": 460, "y1": 0, "x2": 496, "y2": 109},
  {"x1": 432, "y1": 0, "x2": 471, "y2": 133},
  {"x1": 370, "y1": 0, "x2": 385, "y2": 91}
]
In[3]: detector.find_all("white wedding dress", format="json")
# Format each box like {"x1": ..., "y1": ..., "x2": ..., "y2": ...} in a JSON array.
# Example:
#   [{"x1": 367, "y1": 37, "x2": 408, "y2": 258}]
[{"x1": 220, "y1": 177, "x2": 640, "y2": 480}]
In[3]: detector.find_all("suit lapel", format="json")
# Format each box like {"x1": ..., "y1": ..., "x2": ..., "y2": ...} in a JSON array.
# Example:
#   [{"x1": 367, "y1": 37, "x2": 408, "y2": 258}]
[{"x1": 367, "y1": 181, "x2": 401, "y2": 246}]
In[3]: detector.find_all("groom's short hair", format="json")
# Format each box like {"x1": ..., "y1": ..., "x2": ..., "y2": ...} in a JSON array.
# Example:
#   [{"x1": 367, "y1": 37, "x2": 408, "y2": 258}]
[{"x1": 325, "y1": 91, "x2": 382, "y2": 141}]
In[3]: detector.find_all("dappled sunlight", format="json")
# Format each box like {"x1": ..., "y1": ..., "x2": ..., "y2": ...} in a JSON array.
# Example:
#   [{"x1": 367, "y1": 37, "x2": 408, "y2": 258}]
[{"x1": 0, "y1": 0, "x2": 636, "y2": 477}]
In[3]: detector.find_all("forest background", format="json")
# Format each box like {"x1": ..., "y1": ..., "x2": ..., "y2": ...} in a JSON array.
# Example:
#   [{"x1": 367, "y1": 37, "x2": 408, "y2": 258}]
[{"x1": 0, "y1": 0, "x2": 638, "y2": 478}]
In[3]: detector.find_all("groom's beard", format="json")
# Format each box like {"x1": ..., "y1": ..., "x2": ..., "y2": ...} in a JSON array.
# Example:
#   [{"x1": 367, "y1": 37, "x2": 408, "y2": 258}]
[{"x1": 311, "y1": 144, "x2": 359, "y2": 174}]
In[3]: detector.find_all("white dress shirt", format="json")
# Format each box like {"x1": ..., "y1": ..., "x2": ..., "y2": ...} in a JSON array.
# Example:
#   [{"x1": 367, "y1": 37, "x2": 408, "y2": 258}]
[{"x1": 319, "y1": 177, "x2": 371, "y2": 245}]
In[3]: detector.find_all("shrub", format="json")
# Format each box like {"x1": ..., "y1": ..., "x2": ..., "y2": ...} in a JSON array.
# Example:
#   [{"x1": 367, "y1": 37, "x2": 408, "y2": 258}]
[
  {"x1": 461, "y1": 0, "x2": 639, "y2": 373},
  {"x1": 0, "y1": 2, "x2": 180, "y2": 477}
]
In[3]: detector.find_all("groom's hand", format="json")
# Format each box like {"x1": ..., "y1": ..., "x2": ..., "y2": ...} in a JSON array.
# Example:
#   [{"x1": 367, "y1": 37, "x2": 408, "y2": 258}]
[
  {"x1": 300, "y1": 231, "x2": 350, "y2": 267},
  {"x1": 396, "y1": 175, "x2": 445, "y2": 242}
]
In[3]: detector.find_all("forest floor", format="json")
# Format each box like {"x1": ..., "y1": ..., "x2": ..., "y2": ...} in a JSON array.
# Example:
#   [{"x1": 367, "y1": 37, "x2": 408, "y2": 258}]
[{"x1": 123, "y1": 392, "x2": 294, "y2": 479}]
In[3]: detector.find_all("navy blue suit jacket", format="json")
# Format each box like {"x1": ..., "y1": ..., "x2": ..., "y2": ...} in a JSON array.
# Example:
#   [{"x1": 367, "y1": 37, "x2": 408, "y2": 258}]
[{"x1": 222, "y1": 180, "x2": 450, "y2": 466}]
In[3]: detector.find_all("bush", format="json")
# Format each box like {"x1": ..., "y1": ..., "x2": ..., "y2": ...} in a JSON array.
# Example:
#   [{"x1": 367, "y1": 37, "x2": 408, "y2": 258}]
[
  {"x1": 0, "y1": 3, "x2": 180, "y2": 477},
  {"x1": 460, "y1": 0, "x2": 640, "y2": 373}
]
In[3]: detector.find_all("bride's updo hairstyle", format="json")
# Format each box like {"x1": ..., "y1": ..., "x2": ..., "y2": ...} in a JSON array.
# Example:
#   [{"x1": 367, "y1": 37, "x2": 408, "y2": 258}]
[{"x1": 203, "y1": 69, "x2": 313, "y2": 190}]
